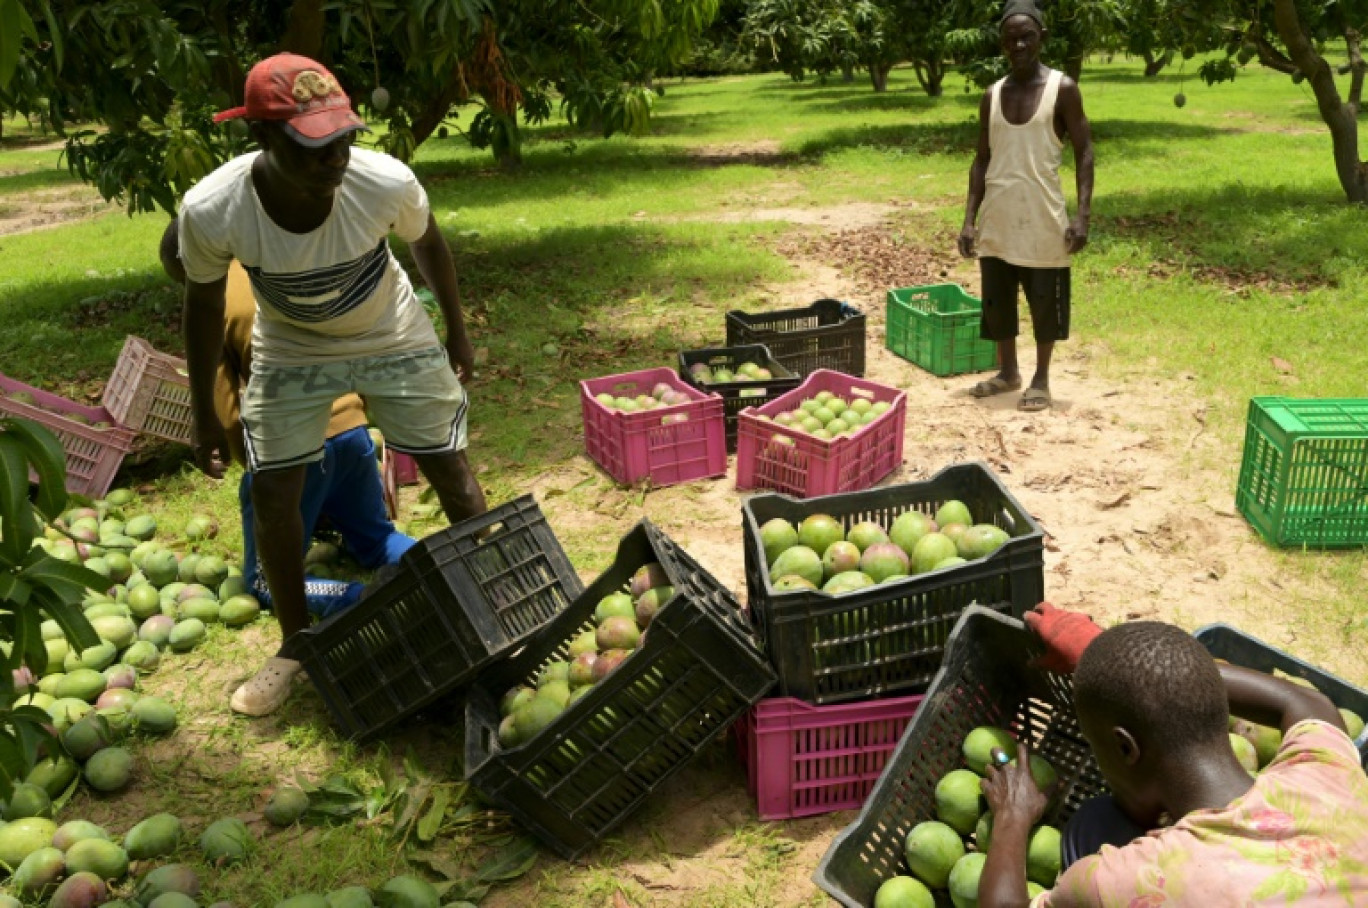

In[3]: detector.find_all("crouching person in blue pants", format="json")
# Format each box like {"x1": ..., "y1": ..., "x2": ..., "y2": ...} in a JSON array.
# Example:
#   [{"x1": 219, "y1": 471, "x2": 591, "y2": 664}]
[{"x1": 161, "y1": 220, "x2": 415, "y2": 705}]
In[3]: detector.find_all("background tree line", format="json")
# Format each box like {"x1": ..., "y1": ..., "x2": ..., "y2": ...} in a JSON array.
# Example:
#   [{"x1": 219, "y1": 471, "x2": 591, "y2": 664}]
[{"x1": 1, "y1": 0, "x2": 1364, "y2": 205}]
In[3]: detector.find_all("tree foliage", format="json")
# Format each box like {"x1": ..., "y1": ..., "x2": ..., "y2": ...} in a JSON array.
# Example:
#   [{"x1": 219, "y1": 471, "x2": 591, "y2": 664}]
[
  {"x1": 0, "y1": 0, "x2": 719, "y2": 213},
  {"x1": 740, "y1": 0, "x2": 949, "y2": 93},
  {"x1": 0, "y1": 418, "x2": 102, "y2": 795}
]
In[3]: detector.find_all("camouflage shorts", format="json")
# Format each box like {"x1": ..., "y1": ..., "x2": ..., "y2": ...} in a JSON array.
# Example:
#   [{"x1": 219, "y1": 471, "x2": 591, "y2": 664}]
[{"x1": 241, "y1": 347, "x2": 467, "y2": 472}]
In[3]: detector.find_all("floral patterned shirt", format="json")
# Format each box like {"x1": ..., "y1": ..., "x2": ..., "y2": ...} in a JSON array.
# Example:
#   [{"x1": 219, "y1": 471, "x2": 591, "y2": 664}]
[{"x1": 1036, "y1": 720, "x2": 1368, "y2": 907}]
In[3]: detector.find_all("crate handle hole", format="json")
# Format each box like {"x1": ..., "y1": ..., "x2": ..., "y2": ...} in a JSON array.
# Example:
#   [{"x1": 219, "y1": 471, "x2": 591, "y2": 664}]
[{"x1": 476, "y1": 522, "x2": 507, "y2": 543}]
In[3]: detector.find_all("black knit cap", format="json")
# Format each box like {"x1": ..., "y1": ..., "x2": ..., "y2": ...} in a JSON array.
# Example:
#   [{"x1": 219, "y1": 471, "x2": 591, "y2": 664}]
[{"x1": 1000, "y1": 0, "x2": 1044, "y2": 27}]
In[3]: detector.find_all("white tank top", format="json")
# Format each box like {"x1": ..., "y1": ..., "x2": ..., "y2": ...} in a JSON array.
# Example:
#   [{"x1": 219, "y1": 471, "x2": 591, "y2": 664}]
[{"x1": 976, "y1": 69, "x2": 1071, "y2": 269}]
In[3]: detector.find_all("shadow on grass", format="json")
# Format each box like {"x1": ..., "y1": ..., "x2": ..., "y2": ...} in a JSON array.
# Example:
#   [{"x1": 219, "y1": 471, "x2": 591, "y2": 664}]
[
  {"x1": 1096, "y1": 181, "x2": 1363, "y2": 283},
  {"x1": 804, "y1": 91, "x2": 977, "y2": 115},
  {"x1": 1081, "y1": 68, "x2": 1186, "y2": 85},
  {"x1": 0, "y1": 167, "x2": 80, "y2": 193},
  {"x1": 414, "y1": 140, "x2": 804, "y2": 213},
  {"x1": 794, "y1": 117, "x2": 1232, "y2": 160}
]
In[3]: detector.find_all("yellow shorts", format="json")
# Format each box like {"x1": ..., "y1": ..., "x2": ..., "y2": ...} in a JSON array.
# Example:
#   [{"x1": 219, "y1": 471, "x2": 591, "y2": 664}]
[{"x1": 241, "y1": 347, "x2": 468, "y2": 472}]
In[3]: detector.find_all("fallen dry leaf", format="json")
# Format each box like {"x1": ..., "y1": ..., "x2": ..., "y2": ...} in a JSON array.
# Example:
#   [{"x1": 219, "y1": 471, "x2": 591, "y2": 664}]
[
  {"x1": 1271, "y1": 356, "x2": 1295, "y2": 375},
  {"x1": 1097, "y1": 490, "x2": 1133, "y2": 510}
]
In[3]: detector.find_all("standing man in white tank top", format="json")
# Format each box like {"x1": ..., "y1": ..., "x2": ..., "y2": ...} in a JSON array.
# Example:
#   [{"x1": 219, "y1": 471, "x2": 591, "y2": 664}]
[{"x1": 958, "y1": 0, "x2": 1094, "y2": 412}]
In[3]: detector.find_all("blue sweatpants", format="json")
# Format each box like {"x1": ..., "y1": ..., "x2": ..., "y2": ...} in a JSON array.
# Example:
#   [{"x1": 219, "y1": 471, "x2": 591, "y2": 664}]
[{"x1": 240, "y1": 426, "x2": 416, "y2": 619}]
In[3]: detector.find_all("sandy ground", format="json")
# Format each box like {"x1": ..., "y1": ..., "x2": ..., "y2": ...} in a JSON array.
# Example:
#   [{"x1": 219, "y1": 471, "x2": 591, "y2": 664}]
[{"x1": 487, "y1": 203, "x2": 1366, "y2": 907}]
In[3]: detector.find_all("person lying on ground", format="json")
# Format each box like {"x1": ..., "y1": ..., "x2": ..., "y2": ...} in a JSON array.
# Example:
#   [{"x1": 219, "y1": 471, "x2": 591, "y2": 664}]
[{"x1": 978, "y1": 606, "x2": 1368, "y2": 907}]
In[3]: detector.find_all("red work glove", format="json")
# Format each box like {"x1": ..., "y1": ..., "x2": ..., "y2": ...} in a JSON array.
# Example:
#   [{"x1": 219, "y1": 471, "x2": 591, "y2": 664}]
[{"x1": 1024, "y1": 601, "x2": 1103, "y2": 674}]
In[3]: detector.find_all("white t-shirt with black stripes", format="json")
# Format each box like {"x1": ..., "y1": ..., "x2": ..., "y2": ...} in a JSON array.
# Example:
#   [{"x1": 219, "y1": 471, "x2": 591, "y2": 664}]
[{"x1": 178, "y1": 148, "x2": 439, "y2": 367}]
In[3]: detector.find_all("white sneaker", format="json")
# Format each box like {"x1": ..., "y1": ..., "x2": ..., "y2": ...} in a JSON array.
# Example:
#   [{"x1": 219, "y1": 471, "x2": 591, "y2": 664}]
[{"x1": 230, "y1": 657, "x2": 302, "y2": 716}]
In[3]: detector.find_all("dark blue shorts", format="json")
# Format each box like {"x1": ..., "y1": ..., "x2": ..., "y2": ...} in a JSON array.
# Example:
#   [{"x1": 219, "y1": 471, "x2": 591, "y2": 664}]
[{"x1": 980, "y1": 256, "x2": 1071, "y2": 343}]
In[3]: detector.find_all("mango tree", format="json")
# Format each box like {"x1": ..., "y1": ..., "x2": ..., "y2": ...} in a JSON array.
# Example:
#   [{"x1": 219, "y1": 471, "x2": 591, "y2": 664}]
[
  {"x1": 1138, "y1": 0, "x2": 1368, "y2": 203},
  {"x1": 0, "y1": 0, "x2": 718, "y2": 213}
]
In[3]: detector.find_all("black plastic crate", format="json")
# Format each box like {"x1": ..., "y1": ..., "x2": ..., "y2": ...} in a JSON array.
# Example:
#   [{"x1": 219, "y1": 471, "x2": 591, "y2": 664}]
[
  {"x1": 813, "y1": 608, "x2": 1108, "y2": 908},
  {"x1": 678, "y1": 344, "x2": 802, "y2": 453},
  {"x1": 742, "y1": 462, "x2": 1045, "y2": 705},
  {"x1": 726, "y1": 299, "x2": 866, "y2": 378},
  {"x1": 1195, "y1": 623, "x2": 1368, "y2": 768},
  {"x1": 297, "y1": 495, "x2": 582, "y2": 740},
  {"x1": 464, "y1": 521, "x2": 775, "y2": 860}
]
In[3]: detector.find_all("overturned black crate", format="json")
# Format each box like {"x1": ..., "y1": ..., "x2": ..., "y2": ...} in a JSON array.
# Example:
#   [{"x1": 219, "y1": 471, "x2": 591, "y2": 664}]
[
  {"x1": 464, "y1": 521, "x2": 775, "y2": 860},
  {"x1": 678, "y1": 344, "x2": 801, "y2": 452},
  {"x1": 742, "y1": 462, "x2": 1044, "y2": 705},
  {"x1": 814, "y1": 608, "x2": 1108, "y2": 908},
  {"x1": 726, "y1": 298, "x2": 866, "y2": 378},
  {"x1": 297, "y1": 495, "x2": 582, "y2": 740}
]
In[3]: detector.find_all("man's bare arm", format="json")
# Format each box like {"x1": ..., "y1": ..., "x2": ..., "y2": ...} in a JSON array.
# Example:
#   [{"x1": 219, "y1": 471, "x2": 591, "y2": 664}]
[
  {"x1": 408, "y1": 213, "x2": 475, "y2": 383},
  {"x1": 183, "y1": 278, "x2": 229, "y2": 478},
  {"x1": 959, "y1": 92, "x2": 994, "y2": 258},
  {"x1": 1059, "y1": 79, "x2": 1094, "y2": 253}
]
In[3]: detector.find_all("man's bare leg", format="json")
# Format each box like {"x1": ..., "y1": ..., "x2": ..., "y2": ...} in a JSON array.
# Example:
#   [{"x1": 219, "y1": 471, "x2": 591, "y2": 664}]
[
  {"x1": 973, "y1": 338, "x2": 1023, "y2": 397},
  {"x1": 232, "y1": 464, "x2": 309, "y2": 716},
  {"x1": 413, "y1": 449, "x2": 487, "y2": 524},
  {"x1": 1019, "y1": 340, "x2": 1055, "y2": 411}
]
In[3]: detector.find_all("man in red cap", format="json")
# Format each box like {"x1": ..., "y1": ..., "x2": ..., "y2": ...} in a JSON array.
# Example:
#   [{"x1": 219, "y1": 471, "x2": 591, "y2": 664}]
[{"x1": 177, "y1": 53, "x2": 487, "y2": 716}]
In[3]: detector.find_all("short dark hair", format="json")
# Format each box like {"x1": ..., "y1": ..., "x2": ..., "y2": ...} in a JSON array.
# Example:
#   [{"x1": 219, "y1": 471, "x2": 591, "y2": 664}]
[{"x1": 1074, "y1": 622, "x2": 1229, "y2": 752}]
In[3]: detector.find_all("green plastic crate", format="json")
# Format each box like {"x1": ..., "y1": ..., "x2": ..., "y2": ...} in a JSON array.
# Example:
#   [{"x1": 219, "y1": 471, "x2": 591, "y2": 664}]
[
  {"x1": 885, "y1": 284, "x2": 998, "y2": 377},
  {"x1": 1235, "y1": 397, "x2": 1368, "y2": 547}
]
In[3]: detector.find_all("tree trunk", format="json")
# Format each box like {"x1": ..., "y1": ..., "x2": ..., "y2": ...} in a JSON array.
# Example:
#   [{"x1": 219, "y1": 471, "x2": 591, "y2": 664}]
[
  {"x1": 1272, "y1": 0, "x2": 1367, "y2": 201},
  {"x1": 490, "y1": 112, "x2": 522, "y2": 171},
  {"x1": 279, "y1": 0, "x2": 326, "y2": 59},
  {"x1": 1142, "y1": 50, "x2": 1172, "y2": 77},
  {"x1": 841, "y1": 63, "x2": 855, "y2": 83},
  {"x1": 868, "y1": 63, "x2": 891, "y2": 93},
  {"x1": 924, "y1": 58, "x2": 944, "y2": 97},
  {"x1": 409, "y1": 69, "x2": 467, "y2": 148},
  {"x1": 1064, "y1": 54, "x2": 1084, "y2": 82},
  {"x1": 908, "y1": 59, "x2": 941, "y2": 97}
]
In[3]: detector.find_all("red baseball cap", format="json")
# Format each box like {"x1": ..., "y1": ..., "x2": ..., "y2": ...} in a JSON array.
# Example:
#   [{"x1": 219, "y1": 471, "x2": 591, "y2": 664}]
[{"x1": 214, "y1": 53, "x2": 367, "y2": 147}]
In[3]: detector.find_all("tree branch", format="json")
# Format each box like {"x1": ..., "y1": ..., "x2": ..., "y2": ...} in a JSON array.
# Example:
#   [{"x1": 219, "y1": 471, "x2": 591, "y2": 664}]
[
  {"x1": 1247, "y1": 23, "x2": 1296, "y2": 75},
  {"x1": 1345, "y1": 27, "x2": 1364, "y2": 113},
  {"x1": 410, "y1": 67, "x2": 467, "y2": 147}
]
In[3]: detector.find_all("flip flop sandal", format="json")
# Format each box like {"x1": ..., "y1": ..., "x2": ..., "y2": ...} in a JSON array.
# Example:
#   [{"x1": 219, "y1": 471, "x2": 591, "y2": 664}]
[
  {"x1": 230, "y1": 657, "x2": 302, "y2": 717},
  {"x1": 1018, "y1": 388, "x2": 1052, "y2": 412},
  {"x1": 971, "y1": 376, "x2": 1023, "y2": 398}
]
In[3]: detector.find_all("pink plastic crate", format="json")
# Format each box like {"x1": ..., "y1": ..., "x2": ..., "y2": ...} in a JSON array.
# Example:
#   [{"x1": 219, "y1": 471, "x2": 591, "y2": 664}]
[
  {"x1": 0, "y1": 374, "x2": 137, "y2": 497},
  {"x1": 735, "y1": 369, "x2": 906, "y2": 498},
  {"x1": 101, "y1": 335, "x2": 193, "y2": 445},
  {"x1": 391, "y1": 451, "x2": 420, "y2": 485},
  {"x1": 734, "y1": 694, "x2": 924, "y2": 821},
  {"x1": 580, "y1": 367, "x2": 727, "y2": 487}
]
